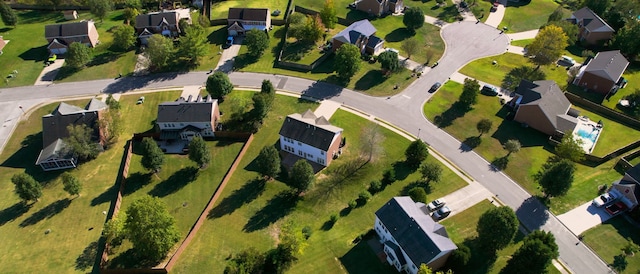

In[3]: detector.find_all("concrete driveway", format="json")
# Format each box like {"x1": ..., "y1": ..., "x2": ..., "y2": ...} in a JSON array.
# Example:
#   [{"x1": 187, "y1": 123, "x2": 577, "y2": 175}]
[
  {"x1": 34, "y1": 59, "x2": 65, "y2": 86},
  {"x1": 557, "y1": 201, "x2": 613, "y2": 235},
  {"x1": 215, "y1": 37, "x2": 242, "y2": 73}
]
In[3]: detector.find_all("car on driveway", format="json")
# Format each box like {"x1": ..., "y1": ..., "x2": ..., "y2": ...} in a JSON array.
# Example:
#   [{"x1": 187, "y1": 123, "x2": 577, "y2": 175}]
[
  {"x1": 427, "y1": 199, "x2": 446, "y2": 211},
  {"x1": 592, "y1": 191, "x2": 620, "y2": 207},
  {"x1": 605, "y1": 202, "x2": 627, "y2": 216},
  {"x1": 432, "y1": 206, "x2": 451, "y2": 220},
  {"x1": 429, "y1": 82, "x2": 442, "y2": 93},
  {"x1": 480, "y1": 84, "x2": 498, "y2": 96}
]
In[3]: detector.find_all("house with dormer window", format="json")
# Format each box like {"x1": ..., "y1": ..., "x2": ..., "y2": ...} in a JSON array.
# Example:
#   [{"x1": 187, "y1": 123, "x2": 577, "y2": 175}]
[
  {"x1": 278, "y1": 110, "x2": 343, "y2": 167},
  {"x1": 156, "y1": 95, "x2": 220, "y2": 142},
  {"x1": 135, "y1": 10, "x2": 190, "y2": 45}
]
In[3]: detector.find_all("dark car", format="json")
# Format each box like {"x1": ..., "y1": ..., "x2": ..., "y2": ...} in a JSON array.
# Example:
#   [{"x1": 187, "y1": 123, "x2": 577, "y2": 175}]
[
  {"x1": 429, "y1": 82, "x2": 442, "y2": 93},
  {"x1": 459, "y1": 1, "x2": 468, "y2": 9},
  {"x1": 480, "y1": 84, "x2": 498, "y2": 96}
]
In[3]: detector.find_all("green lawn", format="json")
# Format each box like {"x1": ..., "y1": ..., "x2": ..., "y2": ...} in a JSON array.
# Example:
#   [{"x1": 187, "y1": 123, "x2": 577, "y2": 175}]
[
  {"x1": 470, "y1": 0, "x2": 493, "y2": 23},
  {"x1": 501, "y1": 0, "x2": 560, "y2": 33},
  {"x1": 171, "y1": 93, "x2": 468, "y2": 273},
  {"x1": 510, "y1": 38, "x2": 533, "y2": 47},
  {"x1": 583, "y1": 217, "x2": 640, "y2": 273},
  {"x1": 602, "y1": 63, "x2": 640, "y2": 112},
  {"x1": 295, "y1": 0, "x2": 358, "y2": 19},
  {"x1": 371, "y1": 15, "x2": 445, "y2": 65},
  {"x1": 417, "y1": 1, "x2": 462, "y2": 23},
  {"x1": 210, "y1": 0, "x2": 289, "y2": 19},
  {"x1": 422, "y1": 81, "x2": 630, "y2": 214}
]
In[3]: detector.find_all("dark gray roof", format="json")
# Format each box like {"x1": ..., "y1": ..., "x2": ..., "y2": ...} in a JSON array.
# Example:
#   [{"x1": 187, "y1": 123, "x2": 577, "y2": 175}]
[
  {"x1": 584, "y1": 50, "x2": 629, "y2": 82},
  {"x1": 626, "y1": 164, "x2": 640, "y2": 184},
  {"x1": 135, "y1": 11, "x2": 179, "y2": 29},
  {"x1": 228, "y1": 8, "x2": 269, "y2": 22},
  {"x1": 572, "y1": 7, "x2": 614, "y2": 33},
  {"x1": 278, "y1": 110, "x2": 343, "y2": 151},
  {"x1": 375, "y1": 197, "x2": 457, "y2": 266},
  {"x1": 35, "y1": 138, "x2": 72, "y2": 164},
  {"x1": 44, "y1": 21, "x2": 92, "y2": 39},
  {"x1": 332, "y1": 19, "x2": 377, "y2": 44},
  {"x1": 516, "y1": 80, "x2": 574, "y2": 131},
  {"x1": 366, "y1": 35, "x2": 384, "y2": 49},
  {"x1": 384, "y1": 240, "x2": 407, "y2": 265},
  {"x1": 156, "y1": 96, "x2": 218, "y2": 123}
]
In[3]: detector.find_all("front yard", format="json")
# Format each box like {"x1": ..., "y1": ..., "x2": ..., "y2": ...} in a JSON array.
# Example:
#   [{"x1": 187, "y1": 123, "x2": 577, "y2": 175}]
[
  {"x1": 583, "y1": 217, "x2": 640, "y2": 273},
  {"x1": 500, "y1": 0, "x2": 560, "y2": 33},
  {"x1": 371, "y1": 15, "x2": 445, "y2": 65}
]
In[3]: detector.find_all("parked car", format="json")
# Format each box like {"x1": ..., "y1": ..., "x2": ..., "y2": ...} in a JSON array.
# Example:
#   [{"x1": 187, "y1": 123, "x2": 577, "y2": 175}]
[
  {"x1": 592, "y1": 191, "x2": 620, "y2": 207},
  {"x1": 558, "y1": 55, "x2": 576, "y2": 66},
  {"x1": 429, "y1": 82, "x2": 442, "y2": 93},
  {"x1": 480, "y1": 84, "x2": 499, "y2": 96},
  {"x1": 427, "y1": 199, "x2": 446, "y2": 211},
  {"x1": 605, "y1": 202, "x2": 627, "y2": 216},
  {"x1": 225, "y1": 36, "x2": 234, "y2": 48},
  {"x1": 432, "y1": 206, "x2": 451, "y2": 220},
  {"x1": 459, "y1": 1, "x2": 468, "y2": 9}
]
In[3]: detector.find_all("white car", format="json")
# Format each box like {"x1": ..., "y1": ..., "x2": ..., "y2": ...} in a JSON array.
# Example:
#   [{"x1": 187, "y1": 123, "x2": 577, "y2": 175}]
[
  {"x1": 427, "y1": 199, "x2": 446, "y2": 212},
  {"x1": 592, "y1": 191, "x2": 620, "y2": 207}
]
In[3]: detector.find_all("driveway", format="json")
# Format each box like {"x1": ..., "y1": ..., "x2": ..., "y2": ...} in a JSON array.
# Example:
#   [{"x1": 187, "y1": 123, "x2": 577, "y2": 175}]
[
  {"x1": 215, "y1": 37, "x2": 242, "y2": 73},
  {"x1": 34, "y1": 59, "x2": 65, "y2": 86},
  {"x1": 558, "y1": 201, "x2": 613, "y2": 235}
]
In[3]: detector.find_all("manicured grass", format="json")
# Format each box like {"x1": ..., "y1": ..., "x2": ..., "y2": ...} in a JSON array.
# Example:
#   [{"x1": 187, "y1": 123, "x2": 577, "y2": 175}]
[
  {"x1": 117, "y1": 90, "x2": 182, "y2": 133},
  {"x1": 583, "y1": 217, "x2": 640, "y2": 273},
  {"x1": 418, "y1": 1, "x2": 462, "y2": 23},
  {"x1": 602, "y1": 63, "x2": 640, "y2": 112},
  {"x1": 171, "y1": 94, "x2": 468, "y2": 273},
  {"x1": 281, "y1": 27, "x2": 344, "y2": 65},
  {"x1": 210, "y1": 0, "x2": 289, "y2": 19},
  {"x1": 510, "y1": 38, "x2": 533, "y2": 47},
  {"x1": 470, "y1": 0, "x2": 493, "y2": 22},
  {"x1": 500, "y1": 0, "x2": 559, "y2": 32},
  {"x1": 295, "y1": 0, "x2": 357, "y2": 19},
  {"x1": 371, "y1": 15, "x2": 445, "y2": 65},
  {"x1": 422, "y1": 81, "x2": 629, "y2": 214}
]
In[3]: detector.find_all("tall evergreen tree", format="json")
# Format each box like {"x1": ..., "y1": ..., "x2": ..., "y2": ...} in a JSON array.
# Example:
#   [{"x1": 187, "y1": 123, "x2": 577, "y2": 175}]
[{"x1": 188, "y1": 136, "x2": 210, "y2": 168}]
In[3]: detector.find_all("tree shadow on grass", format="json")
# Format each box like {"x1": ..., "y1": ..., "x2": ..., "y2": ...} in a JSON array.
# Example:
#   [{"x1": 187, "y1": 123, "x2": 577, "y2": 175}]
[
  {"x1": 433, "y1": 101, "x2": 472, "y2": 128},
  {"x1": 89, "y1": 51, "x2": 122, "y2": 67},
  {"x1": 515, "y1": 196, "x2": 549, "y2": 231},
  {"x1": 490, "y1": 120, "x2": 549, "y2": 149},
  {"x1": 75, "y1": 240, "x2": 99, "y2": 271},
  {"x1": 233, "y1": 53, "x2": 259, "y2": 71},
  {"x1": 384, "y1": 28, "x2": 414, "y2": 43},
  {"x1": 354, "y1": 70, "x2": 386, "y2": 91},
  {"x1": 455, "y1": 237, "x2": 498, "y2": 273},
  {"x1": 438, "y1": 5, "x2": 462, "y2": 22},
  {"x1": 105, "y1": 248, "x2": 159, "y2": 269},
  {"x1": 243, "y1": 190, "x2": 299, "y2": 232},
  {"x1": 91, "y1": 184, "x2": 117, "y2": 206},
  {"x1": 340, "y1": 232, "x2": 396, "y2": 273},
  {"x1": 19, "y1": 198, "x2": 71, "y2": 227},
  {"x1": 208, "y1": 178, "x2": 266, "y2": 219},
  {"x1": 461, "y1": 136, "x2": 482, "y2": 152},
  {"x1": 207, "y1": 26, "x2": 228, "y2": 45},
  {"x1": 122, "y1": 172, "x2": 153, "y2": 195},
  {"x1": 490, "y1": 155, "x2": 509, "y2": 171},
  {"x1": 0, "y1": 202, "x2": 32, "y2": 226},
  {"x1": 400, "y1": 180, "x2": 432, "y2": 196},
  {"x1": 148, "y1": 166, "x2": 199, "y2": 197}
]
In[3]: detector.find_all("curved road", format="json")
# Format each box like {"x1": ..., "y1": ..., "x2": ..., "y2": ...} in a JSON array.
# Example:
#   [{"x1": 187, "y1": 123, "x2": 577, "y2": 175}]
[{"x1": 0, "y1": 22, "x2": 609, "y2": 273}]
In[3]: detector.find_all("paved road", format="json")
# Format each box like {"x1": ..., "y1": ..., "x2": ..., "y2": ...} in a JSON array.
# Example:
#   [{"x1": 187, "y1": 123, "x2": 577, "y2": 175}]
[{"x1": 0, "y1": 21, "x2": 612, "y2": 274}]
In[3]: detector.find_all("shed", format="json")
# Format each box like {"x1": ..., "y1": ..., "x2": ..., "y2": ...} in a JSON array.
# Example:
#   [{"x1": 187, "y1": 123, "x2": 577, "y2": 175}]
[{"x1": 63, "y1": 10, "x2": 78, "y2": 20}]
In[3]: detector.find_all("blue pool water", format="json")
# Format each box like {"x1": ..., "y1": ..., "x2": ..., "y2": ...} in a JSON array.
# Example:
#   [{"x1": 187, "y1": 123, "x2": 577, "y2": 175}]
[{"x1": 576, "y1": 128, "x2": 599, "y2": 142}]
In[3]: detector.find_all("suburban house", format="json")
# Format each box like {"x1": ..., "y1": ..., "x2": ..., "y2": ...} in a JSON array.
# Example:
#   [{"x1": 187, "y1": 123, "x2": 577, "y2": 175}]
[
  {"x1": 156, "y1": 95, "x2": 220, "y2": 142},
  {"x1": 569, "y1": 7, "x2": 615, "y2": 45},
  {"x1": 227, "y1": 8, "x2": 271, "y2": 36},
  {"x1": 610, "y1": 164, "x2": 640, "y2": 211},
  {"x1": 0, "y1": 36, "x2": 8, "y2": 55},
  {"x1": 331, "y1": 19, "x2": 384, "y2": 55},
  {"x1": 278, "y1": 110, "x2": 343, "y2": 167},
  {"x1": 36, "y1": 98, "x2": 107, "y2": 171},
  {"x1": 511, "y1": 80, "x2": 580, "y2": 136},
  {"x1": 374, "y1": 197, "x2": 458, "y2": 273},
  {"x1": 356, "y1": 0, "x2": 404, "y2": 17},
  {"x1": 63, "y1": 10, "x2": 78, "y2": 20},
  {"x1": 573, "y1": 50, "x2": 630, "y2": 95},
  {"x1": 135, "y1": 10, "x2": 188, "y2": 45},
  {"x1": 44, "y1": 20, "x2": 99, "y2": 54}
]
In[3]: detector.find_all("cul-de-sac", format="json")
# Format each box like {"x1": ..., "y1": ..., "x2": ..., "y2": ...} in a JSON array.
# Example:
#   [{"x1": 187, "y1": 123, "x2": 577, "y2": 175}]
[{"x1": 1, "y1": 0, "x2": 640, "y2": 273}]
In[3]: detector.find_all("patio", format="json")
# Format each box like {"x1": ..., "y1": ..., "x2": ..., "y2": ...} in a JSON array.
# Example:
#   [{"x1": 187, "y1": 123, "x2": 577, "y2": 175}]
[{"x1": 572, "y1": 116, "x2": 603, "y2": 154}]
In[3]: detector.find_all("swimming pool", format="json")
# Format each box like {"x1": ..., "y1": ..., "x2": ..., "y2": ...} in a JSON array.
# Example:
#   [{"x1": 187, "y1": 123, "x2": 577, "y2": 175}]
[
  {"x1": 576, "y1": 128, "x2": 599, "y2": 142},
  {"x1": 572, "y1": 119, "x2": 603, "y2": 154}
]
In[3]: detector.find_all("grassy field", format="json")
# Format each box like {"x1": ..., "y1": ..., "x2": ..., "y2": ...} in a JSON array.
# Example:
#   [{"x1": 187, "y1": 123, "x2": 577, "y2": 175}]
[
  {"x1": 470, "y1": 0, "x2": 493, "y2": 23},
  {"x1": 422, "y1": 81, "x2": 632, "y2": 214},
  {"x1": 209, "y1": 0, "x2": 289, "y2": 19},
  {"x1": 416, "y1": 1, "x2": 462, "y2": 23},
  {"x1": 583, "y1": 217, "x2": 640, "y2": 273},
  {"x1": 510, "y1": 38, "x2": 533, "y2": 47},
  {"x1": 371, "y1": 15, "x2": 445, "y2": 65},
  {"x1": 171, "y1": 93, "x2": 469, "y2": 273},
  {"x1": 501, "y1": 0, "x2": 560, "y2": 33}
]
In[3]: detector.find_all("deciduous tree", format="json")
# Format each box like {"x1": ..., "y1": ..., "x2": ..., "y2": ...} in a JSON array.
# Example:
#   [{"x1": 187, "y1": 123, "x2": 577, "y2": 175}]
[
  {"x1": 377, "y1": 50, "x2": 400, "y2": 75},
  {"x1": 420, "y1": 162, "x2": 442, "y2": 183},
  {"x1": 113, "y1": 24, "x2": 136, "y2": 52},
  {"x1": 61, "y1": 172, "x2": 82, "y2": 197},
  {"x1": 504, "y1": 139, "x2": 521, "y2": 157},
  {"x1": 177, "y1": 24, "x2": 209, "y2": 65},
  {"x1": 103, "y1": 213, "x2": 126, "y2": 246},
  {"x1": 612, "y1": 20, "x2": 640, "y2": 59},
  {"x1": 476, "y1": 206, "x2": 519, "y2": 252},
  {"x1": 188, "y1": 136, "x2": 210, "y2": 168},
  {"x1": 460, "y1": 78, "x2": 479, "y2": 107},
  {"x1": 140, "y1": 137, "x2": 164, "y2": 173},
  {"x1": 100, "y1": 95, "x2": 123, "y2": 148},
  {"x1": 476, "y1": 119, "x2": 492, "y2": 136},
  {"x1": 124, "y1": 195, "x2": 180, "y2": 261},
  {"x1": 256, "y1": 146, "x2": 281, "y2": 179},
  {"x1": 88, "y1": 0, "x2": 112, "y2": 22},
  {"x1": 65, "y1": 124, "x2": 100, "y2": 162},
  {"x1": 66, "y1": 42, "x2": 93, "y2": 69},
  {"x1": 502, "y1": 65, "x2": 546, "y2": 91},
  {"x1": 245, "y1": 29, "x2": 269, "y2": 58},
  {"x1": 334, "y1": 44, "x2": 361, "y2": 80},
  {"x1": 405, "y1": 140, "x2": 429, "y2": 169},
  {"x1": 408, "y1": 187, "x2": 427, "y2": 203},
  {"x1": 403, "y1": 7, "x2": 425, "y2": 33},
  {"x1": 289, "y1": 159, "x2": 314, "y2": 193},
  {"x1": 500, "y1": 231, "x2": 559, "y2": 274},
  {"x1": 123, "y1": 7, "x2": 140, "y2": 25},
  {"x1": 146, "y1": 34, "x2": 175, "y2": 71},
  {"x1": 555, "y1": 133, "x2": 585, "y2": 162},
  {"x1": 11, "y1": 173, "x2": 42, "y2": 203},
  {"x1": 547, "y1": 6, "x2": 564, "y2": 23},
  {"x1": 206, "y1": 71, "x2": 234, "y2": 99},
  {"x1": 224, "y1": 247, "x2": 266, "y2": 274},
  {"x1": 360, "y1": 124, "x2": 384, "y2": 163},
  {"x1": 0, "y1": 1, "x2": 17, "y2": 27},
  {"x1": 536, "y1": 159, "x2": 575, "y2": 197},
  {"x1": 526, "y1": 25, "x2": 568, "y2": 68},
  {"x1": 581, "y1": 0, "x2": 609, "y2": 16},
  {"x1": 401, "y1": 37, "x2": 420, "y2": 59},
  {"x1": 548, "y1": 20, "x2": 579, "y2": 45},
  {"x1": 319, "y1": 0, "x2": 337, "y2": 29}
]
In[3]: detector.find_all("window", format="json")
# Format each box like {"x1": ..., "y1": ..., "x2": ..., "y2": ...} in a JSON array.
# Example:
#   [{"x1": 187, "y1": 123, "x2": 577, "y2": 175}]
[
  {"x1": 320, "y1": 151, "x2": 325, "y2": 155},
  {"x1": 298, "y1": 142, "x2": 301, "y2": 146},
  {"x1": 298, "y1": 150, "x2": 303, "y2": 156}
]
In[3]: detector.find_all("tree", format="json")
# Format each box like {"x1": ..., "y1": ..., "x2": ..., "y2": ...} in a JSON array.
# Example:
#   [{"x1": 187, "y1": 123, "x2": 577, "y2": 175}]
[
  {"x1": 65, "y1": 124, "x2": 100, "y2": 162},
  {"x1": 0, "y1": 1, "x2": 17, "y2": 27},
  {"x1": 581, "y1": 0, "x2": 609, "y2": 17},
  {"x1": 302, "y1": 15, "x2": 324, "y2": 43},
  {"x1": 256, "y1": 146, "x2": 281, "y2": 179},
  {"x1": 460, "y1": 78, "x2": 479, "y2": 107},
  {"x1": 502, "y1": 65, "x2": 546, "y2": 91},
  {"x1": 188, "y1": 136, "x2": 210, "y2": 168},
  {"x1": 122, "y1": 7, "x2": 140, "y2": 25},
  {"x1": 11, "y1": 173, "x2": 42, "y2": 203},
  {"x1": 360, "y1": 124, "x2": 384, "y2": 163},
  {"x1": 447, "y1": 244, "x2": 471, "y2": 272},
  {"x1": 124, "y1": 0, "x2": 142, "y2": 9},
  {"x1": 334, "y1": 44, "x2": 361, "y2": 80},
  {"x1": 103, "y1": 213, "x2": 126, "y2": 246},
  {"x1": 504, "y1": 139, "x2": 521, "y2": 157},
  {"x1": 287, "y1": 13, "x2": 307, "y2": 41},
  {"x1": 265, "y1": 221, "x2": 307, "y2": 273},
  {"x1": 536, "y1": 159, "x2": 575, "y2": 197},
  {"x1": 547, "y1": 6, "x2": 564, "y2": 23},
  {"x1": 66, "y1": 42, "x2": 92, "y2": 69},
  {"x1": 61, "y1": 172, "x2": 82, "y2": 197},
  {"x1": 555, "y1": 133, "x2": 585, "y2": 162},
  {"x1": 250, "y1": 93, "x2": 270, "y2": 124},
  {"x1": 289, "y1": 160, "x2": 315, "y2": 193},
  {"x1": 146, "y1": 34, "x2": 174, "y2": 71},
  {"x1": 225, "y1": 247, "x2": 266, "y2": 274},
  {"x1": 177, "y1": 24, "x2": 209, "y2": 66},
  {"x1": 319, "y1": 0, "x2": 337, "y2": 29},
  {"x1": 140, "y1": 137, "x2": 164, "y2": 173},
  {"x1": 401, "y1": 37, "x2": 420, "y2": 59},
  {"x1": 88, "y1": 0, "x2": 112, "y2": 22},
  {"x1": 420, "y1": 162, "x2": 442, "y2": 183},
  {"x1": 261, "y1": 79, "x2": 275, "y2": 95},
  {"x1": 244, "y1": 29, "x2": 269, "y2": 58},
  {"x1": 611, "y1": 20, "x2": 640, "y2": 59},
  {"x1": 124, "y1": 195, "x2": 180, "y2": 261},
  {"x1": 403, "y1": 7, "x2": 425, "y2": 33},
  {"x1": 604, "y1": 0, "x2": 640, "y2": 31},
  {"x1": 112, "y1": 24, "x2": 136, "y2": 52},
  {"x1": 526, "y1": 25, "x2": 568, "y2": 68},
  {"x1": 405, "y1": 140, "x2": 429, "y2": 169},
  {"x1": 100, "y1": 95, "x2": 123, "y2": 148},
  {"x1": 408, "y1": 187, "x2": 427, "y2": 203},
  {"x1": 476, "y1": 206, "x2": 519, "y2": 252},
  {"x1": 206, "y1": 71, "x2": 234, "y2": 99},
  {"x1": 377, "y1": 50, "x2": 400, "y2": 75},
  {"x1": 500, "y1": 231, "x2": 559, "y2": 274},
  {"x1": 476, "y1": 119, "x2": 492, "y2": 136},
  {"x1": 622, "y1": 237, "x2": 640, "y2": 256},
  {"x1": 548, "y1": 20, "x2": 579, "y2": 45}
]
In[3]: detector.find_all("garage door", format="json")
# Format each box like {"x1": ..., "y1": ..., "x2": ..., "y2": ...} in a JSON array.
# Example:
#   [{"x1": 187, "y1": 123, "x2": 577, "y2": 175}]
[{"x1": 50, "y1": 48, "x2": 67, "y2": 55}]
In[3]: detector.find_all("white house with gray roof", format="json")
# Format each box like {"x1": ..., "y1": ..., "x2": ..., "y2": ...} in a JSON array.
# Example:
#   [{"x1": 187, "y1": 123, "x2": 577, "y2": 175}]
[
  {"x1": 375, "y1": 197, "x2": 457, "y2": 272},
  {"x1": 156, "y1": 95, "x2": 220, "y2": 141},
  {"x1": 278, "y1": 110, "x2": 343, "y2": 167}
]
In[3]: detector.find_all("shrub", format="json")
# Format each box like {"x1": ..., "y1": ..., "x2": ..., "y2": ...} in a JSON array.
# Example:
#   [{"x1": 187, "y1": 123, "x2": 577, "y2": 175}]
[
  {"x1": 369, "y1": 180, "x2": 383, "y2": 194},
  {"x1": 302, "y1": 225, "x2": 313, "y2": 240},
  {"x1": 348, "y1": 199, "x2": 358, "y2": 209},
  {"x1": 358, "y1": 191, "x2": 372, "y2": 205},
  {"x1": 382, "y1": 168, "x2": 396, "y2": 184},
  {"x1": 330, "y1": 214, "x2": 339, "y2": 224}
]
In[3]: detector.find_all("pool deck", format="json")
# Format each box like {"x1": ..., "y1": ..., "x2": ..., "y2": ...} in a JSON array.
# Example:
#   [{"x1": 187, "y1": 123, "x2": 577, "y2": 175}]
[{"x1": 572, "y1": 117, "x2": 602, "y2": 154}]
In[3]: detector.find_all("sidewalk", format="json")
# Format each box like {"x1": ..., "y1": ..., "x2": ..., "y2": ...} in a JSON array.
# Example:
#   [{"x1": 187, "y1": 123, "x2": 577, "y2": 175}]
[
  {"x1": 507, "y1": 29, "x2": 539, "y2": 41},
  {"x1": 485, "y1": 0, "x2": 506, "y2": 27},
  {"x1": 424, "y1": 15, "x2": 448, "y2": 28},
  {"x1": 314, "y1": 100, "x2": 341, "y2": 119},
  {"x1": 507, "y1": 45, "x2": 526, "y2": 55},
  {"x1": 34, "y1": 59, "x2": 65, "y2": 86}
]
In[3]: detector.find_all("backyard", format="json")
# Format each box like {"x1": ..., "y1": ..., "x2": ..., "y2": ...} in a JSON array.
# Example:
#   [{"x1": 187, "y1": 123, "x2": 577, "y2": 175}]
[
  {"x1": 500, "y1": 0, "x2": 560, "y2": 33},
  {"x1": 209, "y1": 0, "x2": 289, "y2": 19},
  {"x1": 422, "y1": 81, "x2": 636, "y2": 214},
  {"x1": 171, "y1": 92, "x2": 469, "y2": 273}
]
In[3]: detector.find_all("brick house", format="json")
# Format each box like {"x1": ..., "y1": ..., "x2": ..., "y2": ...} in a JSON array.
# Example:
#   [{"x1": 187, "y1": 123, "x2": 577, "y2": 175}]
[
  {"x1": 44, "y1": 21, "x2": 99, "y2": 54},
  {"x1": 573, "y1": 50, "x2": 629, "y2": 95},
  {"x1": 569, "y1": 7, "x2": 615, "y2": 45},
  {"x1": 135, "y1": 10, "x2": 190, "y2": 45},
  {"x1": 278, "y1": 110, "x2": 343, "y2": 167},
  {"x1": 227, "y1": 8, "x2": 271, "y2": 36},
  {"x1": 356, "y1": 0, "x2": 404, "y2": 17}
]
